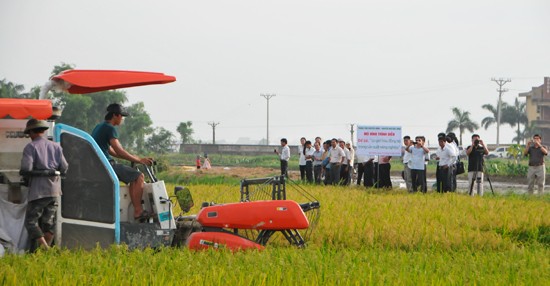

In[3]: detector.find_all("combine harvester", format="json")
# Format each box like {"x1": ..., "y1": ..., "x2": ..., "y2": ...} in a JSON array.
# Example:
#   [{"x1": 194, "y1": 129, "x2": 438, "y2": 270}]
[{"x1": 0, "y1": 70, "x2": 320, "y2": 254}]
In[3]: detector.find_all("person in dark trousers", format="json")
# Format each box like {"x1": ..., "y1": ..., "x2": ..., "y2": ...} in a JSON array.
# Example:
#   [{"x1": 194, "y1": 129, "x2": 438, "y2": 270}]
[
  {"x1": 303, "y1": 140, "x2": 314, "y2": 183},
  {"x1": 447, "y1": 132, "x2": 460, "y2": 191},
  {"x1": 328, "y1": 138, "x2": 345, "y2": 185},
  {"x1": 523, "y1": 134, "x2": 548, "y2": 195},
  {"x1": 435, "y1": 132, "x2": 446, "y2": 193},
  {"x1": 466, "y1": 134, "x2": 489, "y2": 196},
  {"x1": 435, "y1": 136, "x2": 455, "y2": 193},
  {"x1": 312, "y1": 142, "x2": 324, "y2": 184},
  {"x1": 298, "y1": 137, "x2": 307, "y2": 181},
  {"x1": 275, "y1": 138, "x2": 290, "y2": 178},
  {"x1": 405, "y1": 136, "x2": 429, "y2": 192},
  {"x1": 21, "y1": 119, "x2": 69, "y2": 249},
  {"x1": 375, "y1": 156, "x2": 392, "y2": 189},
  {"x1": 363, "y1": 156, "x2": 375, "y2": 187},
  {"x1": 322, "y1": 140, "x2": 332, "y2": 185}
]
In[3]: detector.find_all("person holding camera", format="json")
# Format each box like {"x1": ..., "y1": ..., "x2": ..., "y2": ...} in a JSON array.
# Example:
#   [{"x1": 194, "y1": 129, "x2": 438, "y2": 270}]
[
  {"x1": 523, "y1": 134, "x2": 548, "y2": 195},
  {"x1": 466, "y1": 134, "x2": 489, "y2": 196},
  {"x1": 405, "y1": 136, "x2": 430, "y2": 193},
  {"x1": 401, "y1": 135, "x2": 413, "y2": 192}
]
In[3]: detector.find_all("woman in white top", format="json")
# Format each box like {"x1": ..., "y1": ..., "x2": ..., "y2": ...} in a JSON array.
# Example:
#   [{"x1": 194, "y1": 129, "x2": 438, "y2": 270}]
[
  {"x1": 304, "y1": 140, "x2": 315, "y2": 183},
  {"x1": 298, "y1": 137, "x2": 307, "y2": 181}
]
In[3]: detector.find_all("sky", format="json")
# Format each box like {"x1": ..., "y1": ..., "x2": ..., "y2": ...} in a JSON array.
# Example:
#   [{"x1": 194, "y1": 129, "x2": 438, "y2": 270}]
[{"x1": 1, "y1": 0, "x2": 549, "y2": 147}]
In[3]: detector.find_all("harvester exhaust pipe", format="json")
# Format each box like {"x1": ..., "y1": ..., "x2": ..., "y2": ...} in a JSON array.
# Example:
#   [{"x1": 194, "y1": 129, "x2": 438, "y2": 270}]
[{"x1": 39, "y1": 79, "x2": 72, "y2": 99}]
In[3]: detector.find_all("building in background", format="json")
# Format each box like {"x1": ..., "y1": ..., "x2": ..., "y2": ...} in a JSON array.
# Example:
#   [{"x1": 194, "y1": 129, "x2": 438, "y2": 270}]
[{"x1": 519, "y1": 77, "x2": 550, "y2": 145}]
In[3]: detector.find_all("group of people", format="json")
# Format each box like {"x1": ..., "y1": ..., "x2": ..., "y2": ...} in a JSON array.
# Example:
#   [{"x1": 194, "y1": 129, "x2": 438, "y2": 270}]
[
  {"x1": 21, "y1": 105, "x2": 548, "y2": 251},
  {"x1": 400, "y1": 132, "x2": 482, "y2": 195},
  {"x1": 276, "y1": 137, "x2": 357, "y2": 186},
  {"x1": 195, "y1": 154, "x2": 211, "y2": 170},
  {"x1": 276, "y1": 132, "x2": 548, "y2": 196}
]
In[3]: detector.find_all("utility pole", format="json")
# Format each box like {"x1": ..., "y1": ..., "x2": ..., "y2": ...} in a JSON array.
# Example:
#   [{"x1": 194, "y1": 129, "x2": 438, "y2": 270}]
[
  {"x1": 491, "y1": 78, "x2": 511, "y2": 147},
  {"x1": 208, "y1": 121, "x2": 220, "y2": 144},
  {"x1": 260, "y1": 93, "x2": 276, "y2": 145},
  {"x1": 349, "y1": 124, "x2": 355, "y2": 145}
]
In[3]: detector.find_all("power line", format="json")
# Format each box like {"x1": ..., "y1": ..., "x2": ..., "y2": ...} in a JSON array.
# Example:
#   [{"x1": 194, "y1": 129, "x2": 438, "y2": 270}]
[
  {"x1": 278, "y1": 80, "x2": 487, "y2": 99},
  {"x1": 491, "y1": 77, "x2": 511, "y2": 148},
  {"x1": 208, "y1": 121, "x2": 220, "y2": 144},
  {"x1": 260, "y1": 93, "x2": 276, "y2": 145}
]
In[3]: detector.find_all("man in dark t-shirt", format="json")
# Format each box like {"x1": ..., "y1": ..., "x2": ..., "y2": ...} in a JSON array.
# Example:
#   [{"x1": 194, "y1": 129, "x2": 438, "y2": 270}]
[
  {"x1": 92, "y1": 103, "x2": 153, "y2": 222},
  {"x1": 523, "y1": 134, "x2": 548, "y2": 195},
  {"x1": 465, "y1": 134, "x2": 489, "y2": 196}
]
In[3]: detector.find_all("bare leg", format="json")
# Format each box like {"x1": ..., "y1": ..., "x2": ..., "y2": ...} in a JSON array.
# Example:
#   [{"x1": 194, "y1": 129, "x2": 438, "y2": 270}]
[
  {"x1": 37, "y1": 237, "x2": 50, "y2": 249},
  {"x1": 44, "y1": 232, "x2": 54, "y2": 246},
  {"x1": 130, "y1": 173, "x2": 145, "y2": 218}
]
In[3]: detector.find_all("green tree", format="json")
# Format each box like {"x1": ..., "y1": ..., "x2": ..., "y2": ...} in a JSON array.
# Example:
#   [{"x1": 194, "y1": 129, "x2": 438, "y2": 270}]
[
  {"x1": 177, "y1": 121, "x2": 194, "y2": 144},
  {"x1": 503, "y1": 98, "x2": 528, "y2": 144},
  {"x1": 145, "y1": 127, "x2": 175, "y2": 154},
  {"x1": 118, "y1": 102, "x2": 153, "y2": 153},
  {"x1": 0, "y1": 79, "x2": 25, "y2": 98},
  {"x1": 514, "y1": 122, "x2": 540, "y2": 144},
  {"x1": 446, "y1": 107, "x2": 479, "y2": 146},
  {"x1": 24, "y1": 86, "x2": 41, "y2": 99},
  {"x1": 57, "y1": 89, "x2": 127, "y2": 132},
  {"x1": 480, "y1": 101, "x2": 514, "y2": 129}
]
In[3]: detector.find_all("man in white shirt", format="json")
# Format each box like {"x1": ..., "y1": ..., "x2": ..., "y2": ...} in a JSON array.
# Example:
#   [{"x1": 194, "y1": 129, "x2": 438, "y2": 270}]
[
  {"x1": 275, "y1": 138, "x2": 290, "y2": 178},
  {"x1": 436, "y1": 136, "x2": 455, "y2": 192},
  {"x1": 405, "y1": 136, "x2": 430, "y2": 193},
  {"x1": 401, "y1": 136, "x2": 413, "y2": 192},
  {"x1": 339, "y1": 139, "x2": 351, "y2": 185},
  {"x1": 312, "y1": 142, "x2": 324, "y2": 184},
  {"x1": 447, "y1": 132, "x2": 460, "y2": 191},
  {"x1": 329, "y1": 138, "x2": 346, "y2": 185},
  {"x1": 346, "y1": 142, "x2": 355, "y2": 185}
]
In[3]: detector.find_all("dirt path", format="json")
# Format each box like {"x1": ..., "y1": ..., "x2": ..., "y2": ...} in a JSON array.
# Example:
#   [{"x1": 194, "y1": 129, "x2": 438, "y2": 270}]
[{"x1": 175, "y1": 165, "x2": 302, "y2": 180}]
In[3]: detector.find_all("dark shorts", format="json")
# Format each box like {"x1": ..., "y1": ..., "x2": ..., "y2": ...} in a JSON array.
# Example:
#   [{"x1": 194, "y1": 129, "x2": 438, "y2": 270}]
[
  {"x1": 111, "y1": 162, "x2": 141, "y2": 184},
  {"x1": 25, "y1": 197, "x2": 58, "y2": 240}
]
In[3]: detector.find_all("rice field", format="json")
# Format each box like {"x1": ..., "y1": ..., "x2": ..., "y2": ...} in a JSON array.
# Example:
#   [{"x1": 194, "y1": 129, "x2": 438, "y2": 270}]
[{"x1": 1, "y1": 184, "x2": 549, "y2": 285}]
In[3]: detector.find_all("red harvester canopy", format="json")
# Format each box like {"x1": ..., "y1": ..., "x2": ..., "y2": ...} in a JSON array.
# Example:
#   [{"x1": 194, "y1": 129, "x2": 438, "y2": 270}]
[
  {"x1": 0, "y1": 99, "x2": 53, "y2": 120},
  {"x1": 52, "y1": 70, "x2": 176, "y2": 94}
]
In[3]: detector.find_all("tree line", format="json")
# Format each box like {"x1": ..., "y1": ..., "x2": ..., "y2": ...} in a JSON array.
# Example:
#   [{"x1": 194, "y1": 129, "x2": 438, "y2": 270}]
[
  {"x1": 1, "y1": 63, "x2": 195, "y2": 154},
  {"x1": 446, "y1": 98, "x2": 534, "y2": 146}
]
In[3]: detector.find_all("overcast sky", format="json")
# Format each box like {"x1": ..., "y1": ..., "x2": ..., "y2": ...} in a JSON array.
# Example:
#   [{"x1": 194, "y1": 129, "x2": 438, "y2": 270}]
[{"x1": 1, "y1": 0, "x2": 549, "y2": 147}]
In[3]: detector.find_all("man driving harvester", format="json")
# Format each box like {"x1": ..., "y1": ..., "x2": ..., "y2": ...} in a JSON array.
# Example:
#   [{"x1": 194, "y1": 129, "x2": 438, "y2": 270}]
[{"x1": 92, "y1": 103, "x2": 153, "y2": 222}]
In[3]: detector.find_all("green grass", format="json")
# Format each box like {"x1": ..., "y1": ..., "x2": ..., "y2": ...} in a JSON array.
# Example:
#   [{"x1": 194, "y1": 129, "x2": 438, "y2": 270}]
[{"x1": 1, "y1": 184, "x2": 549, "y2": 285}]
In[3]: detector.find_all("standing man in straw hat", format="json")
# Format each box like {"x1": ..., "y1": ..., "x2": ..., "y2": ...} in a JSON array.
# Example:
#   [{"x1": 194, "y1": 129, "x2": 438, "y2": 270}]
[
  {"x1": 92, "y1": 103, "x2": 153, "y2": 222},
  {"x1": 20, "y1": 119, "x2": 68, "y2": 249}
]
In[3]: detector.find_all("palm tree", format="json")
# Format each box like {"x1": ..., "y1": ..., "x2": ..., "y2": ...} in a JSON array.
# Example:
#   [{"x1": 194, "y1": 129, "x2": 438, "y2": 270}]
[
  {"x1": 514, "y1": 122, "x2": 540, "y2": 144},
  {"x1": 503, "y1": 98, "x2": 528, "y2": 144},
  {"x1": 481, "y1": 101, "x2": 513, "y2": 129},
  {"x1": 446, "y1": 107, "x2": 479, "y2": 146},
  {"x1": 481, "y1": 101, "x2": 517, "y2": 145}
]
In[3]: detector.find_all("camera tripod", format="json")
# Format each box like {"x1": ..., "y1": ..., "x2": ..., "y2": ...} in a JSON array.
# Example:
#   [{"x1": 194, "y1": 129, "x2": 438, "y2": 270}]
[{"x1": 468, "y1": 161, "x2": 495, "y2": 196}]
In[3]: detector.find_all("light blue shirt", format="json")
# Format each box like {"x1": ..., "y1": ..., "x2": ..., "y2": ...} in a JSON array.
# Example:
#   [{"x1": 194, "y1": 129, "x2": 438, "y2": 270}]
[{"x1": 409, "y1": 147, "x2": 427, "y2": 170}]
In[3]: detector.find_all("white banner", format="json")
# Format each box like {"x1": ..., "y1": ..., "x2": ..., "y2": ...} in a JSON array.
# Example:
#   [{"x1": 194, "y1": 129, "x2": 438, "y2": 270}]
[{"x1": 356, "y1": 125, "x2": 402, "y2": 156}]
